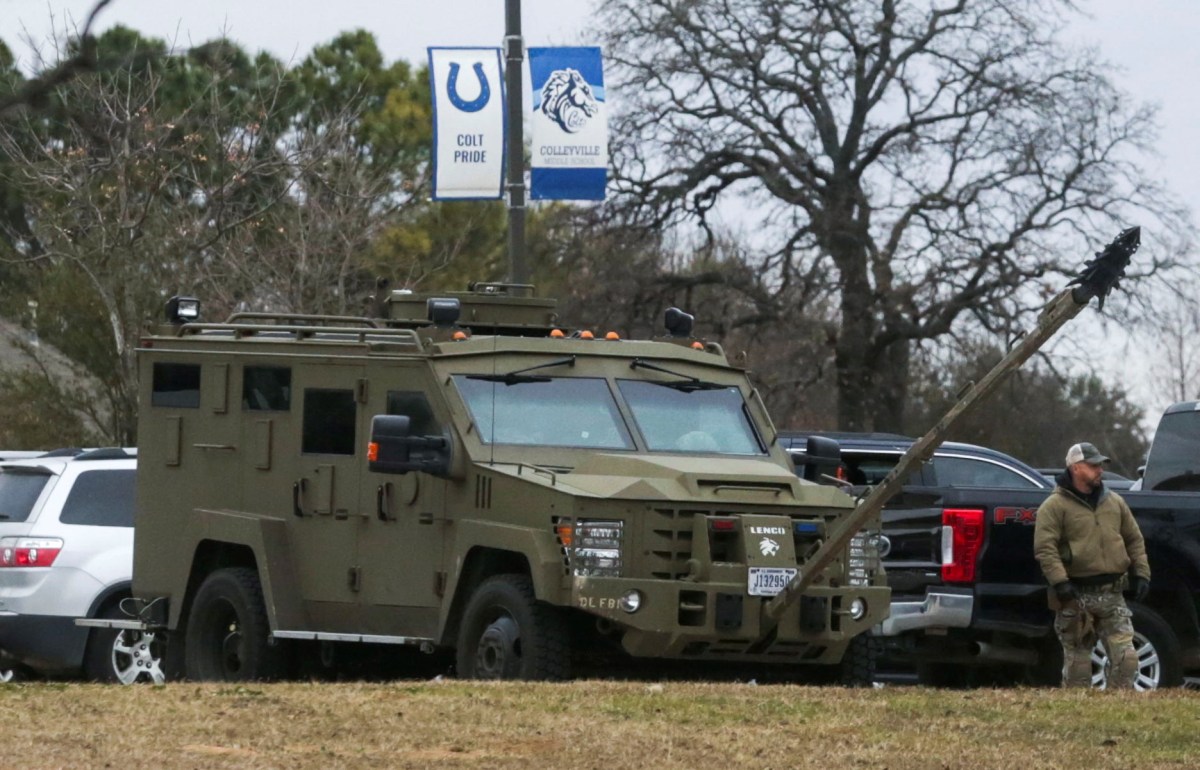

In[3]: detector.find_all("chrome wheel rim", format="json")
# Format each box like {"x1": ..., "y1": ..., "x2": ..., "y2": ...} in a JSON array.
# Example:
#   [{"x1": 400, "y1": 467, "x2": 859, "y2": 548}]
[
  {"x1": 1091, "y1": 629, "x2": 1160, "y2": 691},
  {"x1": 112, "y1": 629, "x2": 166, "y2": 685}
]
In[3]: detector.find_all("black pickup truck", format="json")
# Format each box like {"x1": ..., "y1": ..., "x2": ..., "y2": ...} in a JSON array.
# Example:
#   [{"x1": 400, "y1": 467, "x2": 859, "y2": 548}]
[{"x1": 784, "y1": 405, "x2": 1200, "y2": 689}]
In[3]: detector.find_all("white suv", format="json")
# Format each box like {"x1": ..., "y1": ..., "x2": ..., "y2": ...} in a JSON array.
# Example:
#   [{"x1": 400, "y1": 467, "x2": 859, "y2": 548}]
[{"x1": 0, "y1": 449, "x2": 164, "y2": 683}]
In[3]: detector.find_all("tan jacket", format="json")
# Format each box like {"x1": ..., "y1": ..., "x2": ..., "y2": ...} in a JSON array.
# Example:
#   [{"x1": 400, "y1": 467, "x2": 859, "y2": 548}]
[{"x1": 1033, "y1": 483, "x2": 1149, "y2": 587}]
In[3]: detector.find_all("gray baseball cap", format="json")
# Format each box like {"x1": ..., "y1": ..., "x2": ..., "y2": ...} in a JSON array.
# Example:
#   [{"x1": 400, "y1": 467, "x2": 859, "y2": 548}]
[{"x1": 1066, "y1": 442, "x2": 1109, "y2": 466}]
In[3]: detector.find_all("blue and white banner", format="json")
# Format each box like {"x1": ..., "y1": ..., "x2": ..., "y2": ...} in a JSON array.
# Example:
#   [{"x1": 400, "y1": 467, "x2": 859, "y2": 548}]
[
  {"x1": 428, "y1": 47, "x2": 505, "y2": 200},
  {"x1": 528, "y1": 47, "x2": 608, "y2": 201}
]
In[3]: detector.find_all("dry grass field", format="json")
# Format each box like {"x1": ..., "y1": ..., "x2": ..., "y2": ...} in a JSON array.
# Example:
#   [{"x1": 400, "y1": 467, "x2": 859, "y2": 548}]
[{"x1": 3, "y1": 680, "x2": 1198, "y2": 769}]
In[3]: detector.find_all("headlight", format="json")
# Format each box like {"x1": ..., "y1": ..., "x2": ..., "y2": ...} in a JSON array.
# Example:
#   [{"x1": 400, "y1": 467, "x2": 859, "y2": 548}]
[
  {"x1": 619, "y1": 590, "x2": 643, "y2": 613},
  {"x1": 571, "y1": 520, "x2": 624, "y2": 577},
  {"x1": 848, "y1": 598, "x2": 867, "y2": 621}
]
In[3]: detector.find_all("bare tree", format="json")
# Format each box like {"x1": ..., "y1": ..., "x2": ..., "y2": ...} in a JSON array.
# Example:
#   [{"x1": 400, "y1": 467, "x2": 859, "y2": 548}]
[
  {"x1": 0, "y1": 36, "x2": 370, "y2": 442},
  {"x1": 597, "y1": 0, "x2": 1192, "y2": 430},
  {"x1": 0, "y1": 0, "x2": 114, "y2": 116},
  {"x1": 1148, "y1": 290, "x2": 1200, "y2": 405}
]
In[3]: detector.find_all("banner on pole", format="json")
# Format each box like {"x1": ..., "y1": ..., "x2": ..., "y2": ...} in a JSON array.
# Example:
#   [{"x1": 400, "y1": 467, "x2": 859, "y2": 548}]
[
  {"x1": 528, "y1": 47, "x2": 607, "y2": 201},
  {"x1": 428, "y1": 47, "x2": 506, "y2": 200}
]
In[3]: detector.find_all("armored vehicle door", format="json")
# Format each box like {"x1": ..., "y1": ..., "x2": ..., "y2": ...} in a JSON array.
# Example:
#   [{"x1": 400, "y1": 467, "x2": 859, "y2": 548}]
[
  {"x1": 357, "y1": 363, "x2": 448, "y2": 638},
  {"x1": 281, "y1": 362, "x2": 366, "y2": 630}
]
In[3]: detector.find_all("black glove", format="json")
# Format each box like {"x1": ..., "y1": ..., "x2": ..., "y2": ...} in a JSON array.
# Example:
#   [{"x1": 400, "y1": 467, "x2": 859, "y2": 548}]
[
  {"x1": 1053, "y1": 581, "x2": 1078, "y2": 604},
  {"x1": 1129, "y1": 576, "x2": 1150, "y2": 603}
]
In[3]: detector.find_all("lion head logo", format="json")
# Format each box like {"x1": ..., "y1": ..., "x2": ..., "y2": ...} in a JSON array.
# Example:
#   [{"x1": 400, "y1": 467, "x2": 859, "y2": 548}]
[{"x1": 540, "y1": 68, "x2": 599, "y2": 134}]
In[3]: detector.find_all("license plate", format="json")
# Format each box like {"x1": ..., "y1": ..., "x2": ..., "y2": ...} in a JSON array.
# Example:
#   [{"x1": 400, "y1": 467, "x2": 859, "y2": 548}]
[{"x1": 747, "y1": 567, "x2": 798, "y2": 597}]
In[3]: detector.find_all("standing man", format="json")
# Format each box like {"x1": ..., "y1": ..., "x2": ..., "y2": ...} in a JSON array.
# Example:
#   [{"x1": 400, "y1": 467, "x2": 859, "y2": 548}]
[{"x1": 1034, "y1": 442, "x2": 1150, "y2": 689}]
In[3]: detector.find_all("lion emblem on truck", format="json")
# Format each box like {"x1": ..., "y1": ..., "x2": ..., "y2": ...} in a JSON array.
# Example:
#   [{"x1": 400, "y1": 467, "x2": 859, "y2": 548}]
[{"x1": 540, "y1": 68, "x2": 598, "y2": 134}]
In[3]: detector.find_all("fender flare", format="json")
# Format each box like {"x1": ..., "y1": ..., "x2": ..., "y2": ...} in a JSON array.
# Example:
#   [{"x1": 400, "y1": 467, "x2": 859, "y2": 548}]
[{"x1": 169, "y1": 509, "x2": 305, "y2": 632}]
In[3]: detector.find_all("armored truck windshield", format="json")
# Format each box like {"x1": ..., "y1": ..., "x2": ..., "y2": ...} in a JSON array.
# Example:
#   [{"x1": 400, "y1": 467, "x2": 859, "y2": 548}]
[
  {"x1": 617, "y1": 379, "x2": 764, "y2": 455},
  {"x1": 451, "y1": 373, "x2": 764, "y2": 455},
  {"x1": 453, "y1": 375, "x2": 634, "y2": 449}
]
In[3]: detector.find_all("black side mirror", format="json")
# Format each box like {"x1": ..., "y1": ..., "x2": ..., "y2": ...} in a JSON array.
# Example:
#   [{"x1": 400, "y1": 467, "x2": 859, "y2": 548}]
[
  {"x1": 368, "y1": 415, "x2": 452, "y2": 476},
  {"x1": 802, "y1": 435, "x2": 842, "y2": 484}
]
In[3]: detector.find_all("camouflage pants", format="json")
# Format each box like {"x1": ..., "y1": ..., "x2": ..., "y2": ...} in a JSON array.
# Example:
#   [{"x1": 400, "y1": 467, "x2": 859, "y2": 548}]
[{"x1": 1054, "y1": 586, "x2": 1137, "y2": 689}]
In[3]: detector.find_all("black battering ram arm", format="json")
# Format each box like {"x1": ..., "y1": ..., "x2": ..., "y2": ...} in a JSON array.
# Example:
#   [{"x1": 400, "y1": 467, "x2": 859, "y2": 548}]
[{"x1": 759, "y1": 226, "x2": 1140, "y2": 633}]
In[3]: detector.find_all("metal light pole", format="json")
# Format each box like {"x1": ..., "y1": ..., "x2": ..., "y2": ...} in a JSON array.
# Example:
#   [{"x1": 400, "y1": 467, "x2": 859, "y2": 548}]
[{"x1": 504, "y1": 0, "x2": 528, "y2": 284}]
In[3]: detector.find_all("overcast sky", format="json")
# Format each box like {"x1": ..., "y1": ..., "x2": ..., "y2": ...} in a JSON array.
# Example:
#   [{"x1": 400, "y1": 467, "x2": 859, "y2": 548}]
[{"x1": 3, "y1": 0, "x2": 1197, "y2": 428}]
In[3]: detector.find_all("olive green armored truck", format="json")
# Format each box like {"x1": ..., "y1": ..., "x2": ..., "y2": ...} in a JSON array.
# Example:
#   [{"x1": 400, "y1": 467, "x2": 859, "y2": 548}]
[{"x1": 129, "y1": 284, "x2": 888, "y2": 680}]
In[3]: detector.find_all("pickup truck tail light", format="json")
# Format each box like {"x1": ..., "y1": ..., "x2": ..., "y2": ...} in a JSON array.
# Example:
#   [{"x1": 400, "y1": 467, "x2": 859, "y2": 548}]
[
  {"x1": 0, "y1": 537, "x2": 64, "y2": 568},
  {"x1": 941, "y1": 508, "x2": 984, "y2": 583}
]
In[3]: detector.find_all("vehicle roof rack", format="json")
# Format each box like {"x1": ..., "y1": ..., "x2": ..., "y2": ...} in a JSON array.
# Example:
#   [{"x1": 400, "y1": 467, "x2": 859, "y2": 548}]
[
  {"x1": 39, "y1": 448, "x2": 85, "y2": 457},
  {"x1": 74, "y1": 448, "x2": 136, "y2": 461}
]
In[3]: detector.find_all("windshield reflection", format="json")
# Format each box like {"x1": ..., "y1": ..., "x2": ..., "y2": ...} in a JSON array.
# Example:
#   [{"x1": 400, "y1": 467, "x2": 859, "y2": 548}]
[
  {"x1": 618, "y1": 380, "x2": 764, "y2": 455},
  {"x1": 453, "y1": 376, "x2": 634, "y2": 449}
]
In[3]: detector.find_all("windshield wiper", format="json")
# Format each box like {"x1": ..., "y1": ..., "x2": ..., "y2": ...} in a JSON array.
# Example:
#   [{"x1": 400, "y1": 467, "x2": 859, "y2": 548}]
[
  {"x1": 629, "y1": 358, "x2": 727, "y2": 392},
  {"x1": 467, "y1": 355, "x2": 576, "y2": 385}
]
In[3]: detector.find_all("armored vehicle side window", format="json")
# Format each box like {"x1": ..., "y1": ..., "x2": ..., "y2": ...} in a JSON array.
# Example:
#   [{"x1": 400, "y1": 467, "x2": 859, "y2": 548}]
[
  {"x1": 59, "y1": 469, "x2": 136, "y2": 527},
  {"x1": 302, "y1": 389, "x2": 356, "y2": 455},
  {"x1": 387, "y1": 391, "x2": 440, "y2": 435},
  {"x1": 453, "y1": 376, "x2": 633, "y2": 449},
  {"x1": 152, "y1": 363, "x2": 201, "y2": 408},
  {"x1": 618, "y1": 380, "x2": 764, "y2": 455},
  {"x1": 0, "y1": 469, "x2": 51, "y2": 523},
  {"x1": 243, "y1": 366, "x2": 292, "y2": 411}
]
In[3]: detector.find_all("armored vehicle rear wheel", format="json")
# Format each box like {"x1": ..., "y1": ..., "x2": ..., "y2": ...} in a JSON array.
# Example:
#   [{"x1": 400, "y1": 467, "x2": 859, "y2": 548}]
[
  {"x1": 455, "y1": 574, "x2": 570, "y2": 681},
  {"x1": 185, "y1": 567, "x2": 282, "y2": 681},
  {"x1": 85, "y1": 605, "x2": 167, "y2": 684}
]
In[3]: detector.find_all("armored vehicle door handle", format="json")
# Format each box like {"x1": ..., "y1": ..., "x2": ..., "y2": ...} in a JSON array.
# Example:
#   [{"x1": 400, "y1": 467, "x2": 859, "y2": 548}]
[
  {"x1": 193, "y1": 443, "x2": 237, "y2": 452},
  {"x1": 377, "y1": 483, "x2": 392, "y2": 522},
  {"x1": 293, "y1": 479, "x2": 306, "y2": 517}
]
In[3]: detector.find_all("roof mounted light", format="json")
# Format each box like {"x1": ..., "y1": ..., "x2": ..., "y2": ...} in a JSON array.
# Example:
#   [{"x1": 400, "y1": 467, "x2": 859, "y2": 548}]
[
  {"x1": 165, "y1": 296, "x2": 200, "y2": 325},
  {"x1": 664, "y1": 307, "x2": 694, "y2": 337},
  {"x1": 427, "y1": 298, "x2": 462, "y2": 327}
]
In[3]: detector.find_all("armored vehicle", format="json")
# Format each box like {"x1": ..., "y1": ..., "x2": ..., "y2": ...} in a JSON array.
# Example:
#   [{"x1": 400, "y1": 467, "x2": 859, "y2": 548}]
[{"x1": 126, "y1": 284, "x2": 888, "y2": 680}]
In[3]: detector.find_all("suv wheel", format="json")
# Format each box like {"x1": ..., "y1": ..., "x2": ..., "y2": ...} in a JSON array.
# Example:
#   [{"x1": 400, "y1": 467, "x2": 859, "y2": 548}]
[
  {"x1": 85, "y1": 605, "x2": 167, "y2": 684},
  {"x1": 185, "y1": 567, "x2": 282, "y2": 681},
  {"x1": 455, "y1": 574, "x2": 570, "y2": 681}
]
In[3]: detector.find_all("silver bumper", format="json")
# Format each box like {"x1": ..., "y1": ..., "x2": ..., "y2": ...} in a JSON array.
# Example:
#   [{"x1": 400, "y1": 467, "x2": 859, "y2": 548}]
[{"x1": 875, "y1": 590, "x2": 974, "y2": 636}]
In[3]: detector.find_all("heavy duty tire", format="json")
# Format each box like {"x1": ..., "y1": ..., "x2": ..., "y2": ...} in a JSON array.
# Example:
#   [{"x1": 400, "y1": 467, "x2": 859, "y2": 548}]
[
  {"x1": 838, "y1": 634, "x2": 881, "y2": 687},
  {"x1": 84, "y1": 604, "x2": 167, "y2": 684},
  {"x1": 455, "y1": 574, "x2": 571, "y2": 681},
  {"x1": 185, "y1": 567, "x2": 282, "y2": 682},
  {"x1": 1091, "y1": 602, "x2": 1183, "y2": 690}
]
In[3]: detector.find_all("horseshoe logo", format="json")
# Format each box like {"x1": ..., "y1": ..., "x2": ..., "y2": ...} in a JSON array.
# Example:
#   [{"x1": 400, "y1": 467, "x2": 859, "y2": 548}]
[{"x1": 447, "y1": 62, "x2": 491, "y2": 113}]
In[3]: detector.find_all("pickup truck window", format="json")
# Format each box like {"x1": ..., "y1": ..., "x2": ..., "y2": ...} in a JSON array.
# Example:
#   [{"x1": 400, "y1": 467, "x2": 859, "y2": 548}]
[
  {"x1": 1143, "y1": 411, "x2": 1200, "y2": 491},
  {"x1": 931, "y1": 456, "x2": 1043, "y2": 489},
  {"x1": 453, "y1": 376, "x2": 634, "y2": 449},
  {"x1": 617, "y1": 380, "x2": 765, "y2": 455}
]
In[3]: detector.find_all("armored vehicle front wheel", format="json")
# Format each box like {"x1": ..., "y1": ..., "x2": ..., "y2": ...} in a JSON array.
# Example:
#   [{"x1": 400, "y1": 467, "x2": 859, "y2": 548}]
[
  {"x1": 185, "y1": 567, "x2": 282, "y2": 681},
  {"x1": 455, "y1": 574, "x2": 570, "y2": 681},
  {"x1": 85, "y1": 605, "x2": 167, "y2": 684}
]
